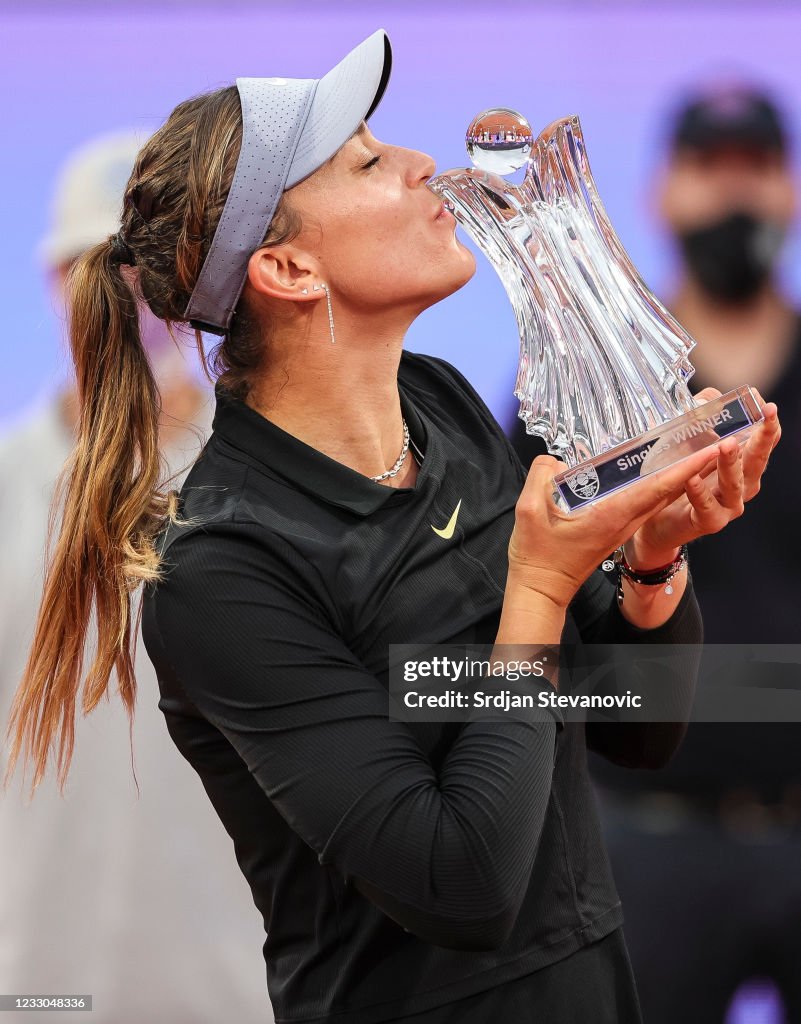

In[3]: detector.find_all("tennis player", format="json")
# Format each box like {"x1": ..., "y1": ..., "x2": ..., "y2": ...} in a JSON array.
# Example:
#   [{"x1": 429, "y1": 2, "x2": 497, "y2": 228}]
[{"x1": 5, "y1": 29, "x2": 780, "y2": 1024}]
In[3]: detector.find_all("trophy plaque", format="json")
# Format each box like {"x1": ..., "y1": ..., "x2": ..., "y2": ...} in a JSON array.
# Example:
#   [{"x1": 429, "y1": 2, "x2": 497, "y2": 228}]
[{"x1": 426, "y1": 109, "x2": 764, "y2": 513}]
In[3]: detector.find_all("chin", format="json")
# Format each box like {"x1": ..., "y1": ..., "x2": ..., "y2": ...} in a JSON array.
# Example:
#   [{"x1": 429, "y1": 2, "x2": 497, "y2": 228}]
[
  {"x1": 411, "y1": 249, "x2": 477, "y2": 314},
  {"x1": 444, "y1": 246, "x2": 477, "y2": 294}
]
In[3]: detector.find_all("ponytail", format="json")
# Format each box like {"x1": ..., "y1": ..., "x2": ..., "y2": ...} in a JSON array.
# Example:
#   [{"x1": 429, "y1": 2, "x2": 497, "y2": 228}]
[
  {"x1": 2, "y1": 84, "x2": 304, "y2": 799},
  {"x1": 3, "y1": 239, "x2": 180, "y2": 798}
]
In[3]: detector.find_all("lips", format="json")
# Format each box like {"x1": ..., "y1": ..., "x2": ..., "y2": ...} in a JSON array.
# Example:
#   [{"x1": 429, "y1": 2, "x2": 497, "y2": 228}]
[{"x1": 435, "y1": 200, "x2": 456, "y2": 221}]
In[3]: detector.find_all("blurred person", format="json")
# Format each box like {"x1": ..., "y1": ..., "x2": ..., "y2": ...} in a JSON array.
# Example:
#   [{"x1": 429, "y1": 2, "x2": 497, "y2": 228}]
[
  {"x1": 654, "y1": 84, "x2": 801, "y2": 641},
  {"x1": 509, "y1": 83, "x2": 801, "y2": 1023},
  {"x1": 0, "y1": 30, "x2": 782, "y2": 1024},
  {"x1": 0, "y1": 132, "x2": 270, "y2": 1022}
]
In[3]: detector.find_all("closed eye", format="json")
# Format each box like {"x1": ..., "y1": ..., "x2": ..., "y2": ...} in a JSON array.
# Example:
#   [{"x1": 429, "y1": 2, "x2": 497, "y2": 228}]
[{"x1": 361, "y1": 155, "x2": 381, "y2": 170}]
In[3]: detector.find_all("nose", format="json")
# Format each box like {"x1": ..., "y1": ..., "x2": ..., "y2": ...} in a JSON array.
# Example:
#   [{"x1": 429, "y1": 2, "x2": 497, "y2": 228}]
[{"x1": 405, "y1": 148, "x2": 437, "y2": 188}]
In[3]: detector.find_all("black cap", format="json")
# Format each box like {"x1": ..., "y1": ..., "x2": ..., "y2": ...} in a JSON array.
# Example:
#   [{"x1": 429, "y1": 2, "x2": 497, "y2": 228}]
[{"x1": 670, "y1": 84, "x2": 788, "y2": 154}]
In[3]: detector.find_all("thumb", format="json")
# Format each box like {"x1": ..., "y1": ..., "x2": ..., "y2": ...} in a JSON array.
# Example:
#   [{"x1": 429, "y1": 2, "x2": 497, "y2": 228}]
[
  {"x1": 528, "y1": 453, "x2": 566, "y2": 474},
  {"x1": 526, "y1": 453, "x2": 569, "y2": 492}
]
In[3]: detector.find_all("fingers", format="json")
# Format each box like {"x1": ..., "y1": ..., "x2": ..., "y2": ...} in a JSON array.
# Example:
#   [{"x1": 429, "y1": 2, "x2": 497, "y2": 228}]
[
  {"x1": 714, "y1": 438, "x2": 745, "y2": 514},
  {"x1": 742, "y1": 402, "x2": 781, "y2": 498},
  {"x1": 613, "y1": 443, "x2": 722, "y2": 523},
  {"x1": 685, "y1": 449, "x2": 750, "y2": 533},
  {"x1": 749, "y1": 390, "x2": 782, "y2": 450},
  {"x1": 681, "y1": 438, "x2": 745, "y2": 534},
  {"x1": 684, "y1": 473, "x2": 731, "y2": 533},
  {"x1": 571, "y1": 444, "x2": 720, "y2": 554}
]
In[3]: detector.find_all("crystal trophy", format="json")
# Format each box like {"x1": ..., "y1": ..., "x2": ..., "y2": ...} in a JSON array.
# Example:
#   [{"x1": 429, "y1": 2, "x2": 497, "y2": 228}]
[{"x1": 427, "y1": 109, "x2": 764, "y2": 512}]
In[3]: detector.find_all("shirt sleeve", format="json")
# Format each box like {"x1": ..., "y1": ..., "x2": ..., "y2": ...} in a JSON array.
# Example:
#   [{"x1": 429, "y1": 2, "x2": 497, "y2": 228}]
[
  {"x1": 147, "y1": 521, "x2": 564, "y2": 951},
  {"x1": 568, "y1": 562, "x2": 704, "y2": 769}
]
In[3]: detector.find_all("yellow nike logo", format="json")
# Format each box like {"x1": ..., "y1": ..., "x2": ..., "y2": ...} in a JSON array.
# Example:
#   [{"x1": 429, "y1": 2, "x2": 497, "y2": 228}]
[{"x1": 431, "y1": 499, "x2": 462, "y2": 540}]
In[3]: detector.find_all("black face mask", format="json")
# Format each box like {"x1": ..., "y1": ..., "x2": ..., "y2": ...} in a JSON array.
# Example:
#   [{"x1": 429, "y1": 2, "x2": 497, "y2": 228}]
[{"x1": 677, "y1": 211, "x2": 786, "y2": 304}]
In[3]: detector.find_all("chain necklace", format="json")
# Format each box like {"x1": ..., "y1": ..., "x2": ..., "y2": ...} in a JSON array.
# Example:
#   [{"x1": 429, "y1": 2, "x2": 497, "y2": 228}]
[{"x1": 370, "y1": 419, "x2": 410, "y2": 482}]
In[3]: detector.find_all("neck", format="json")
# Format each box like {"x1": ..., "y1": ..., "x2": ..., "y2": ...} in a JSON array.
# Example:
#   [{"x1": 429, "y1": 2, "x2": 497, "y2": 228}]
[
  {"x1": 670, "y1": 278, "x2": 796, "y2": 395},
  {"x1": 245, "y1": 304, "x2": 417, "y2": 487}
]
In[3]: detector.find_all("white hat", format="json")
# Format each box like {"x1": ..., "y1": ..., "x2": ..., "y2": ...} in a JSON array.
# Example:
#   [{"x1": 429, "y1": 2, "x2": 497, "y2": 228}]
[{"x1": 38, "y1": 130, "x2": 147, "y2": 268}]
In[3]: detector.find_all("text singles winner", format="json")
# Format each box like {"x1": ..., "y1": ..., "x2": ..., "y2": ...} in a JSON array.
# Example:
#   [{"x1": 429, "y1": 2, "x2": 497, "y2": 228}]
[{"x1": 615, "y1": 406, "x2": 734, "y2": 472}]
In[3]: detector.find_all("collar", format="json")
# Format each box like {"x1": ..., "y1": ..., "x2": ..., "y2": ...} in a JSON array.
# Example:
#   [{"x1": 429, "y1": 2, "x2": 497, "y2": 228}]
[{"x1": 210, "y1": 359, "x2": 441, "y2": 516}]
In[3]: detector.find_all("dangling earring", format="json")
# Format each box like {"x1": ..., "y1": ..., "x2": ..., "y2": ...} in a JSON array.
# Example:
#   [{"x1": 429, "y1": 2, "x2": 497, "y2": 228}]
[{"x1": 313, "y1": 282, "x2": 336, "y2": 345}]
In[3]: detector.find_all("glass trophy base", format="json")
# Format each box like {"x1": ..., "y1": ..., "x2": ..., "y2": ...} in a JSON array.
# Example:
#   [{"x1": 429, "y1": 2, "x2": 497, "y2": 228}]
[{"x1": 552, "y1": 386, "x2": 764, "y2": 513}]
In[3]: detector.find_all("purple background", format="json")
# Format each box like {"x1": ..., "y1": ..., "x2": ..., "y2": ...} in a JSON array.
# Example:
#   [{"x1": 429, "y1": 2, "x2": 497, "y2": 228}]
[
  {"x1": 1, "y1": 8, "x2": 796, "y2": 1020},
  {"x1": 3, "y1": 2, "x2": 801, "y2": 431}
]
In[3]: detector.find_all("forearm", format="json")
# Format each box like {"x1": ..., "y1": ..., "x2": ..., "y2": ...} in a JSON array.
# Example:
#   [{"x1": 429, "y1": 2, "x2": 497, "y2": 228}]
[
  {"x1": 493, "y1": 568, "x2": 568, "y2": 689},
  {"x1": 495, "y1": 573, "x2": 566, "y2": 645},
  {"x1": 583, "y1": 558, "x2": 703, "y2": 768}
]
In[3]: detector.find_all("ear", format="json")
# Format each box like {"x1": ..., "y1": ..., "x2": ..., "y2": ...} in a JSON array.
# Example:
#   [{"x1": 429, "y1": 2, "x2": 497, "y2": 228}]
[{"x1": 245, "y1": 243, "x2": 321, "y2": 304}]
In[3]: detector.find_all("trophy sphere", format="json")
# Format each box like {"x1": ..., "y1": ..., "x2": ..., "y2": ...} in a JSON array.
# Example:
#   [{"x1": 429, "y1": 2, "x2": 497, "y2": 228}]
[{"x1": 466, "y1": 108, "x2": 533, "y2": 175}]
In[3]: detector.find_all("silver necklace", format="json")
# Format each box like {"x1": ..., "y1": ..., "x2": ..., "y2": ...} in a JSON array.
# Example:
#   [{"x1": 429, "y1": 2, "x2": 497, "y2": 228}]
[{"x1": 370, "y1": 419, "x2": 410, "y2": 482}]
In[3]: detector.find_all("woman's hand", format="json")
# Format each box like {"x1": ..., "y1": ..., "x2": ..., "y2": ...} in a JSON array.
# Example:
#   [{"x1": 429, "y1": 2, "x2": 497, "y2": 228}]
[
  {"x1": 508, "y1": 443, "x2": 727, "y2": 609},
  {"x1": 625, "y1": 388, "x2": 782, "y2": 570}
]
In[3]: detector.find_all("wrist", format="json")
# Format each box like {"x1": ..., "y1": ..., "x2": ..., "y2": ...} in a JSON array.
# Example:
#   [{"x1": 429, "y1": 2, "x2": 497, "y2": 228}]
[
  {"x1": 612, "y1": 542, "x2": 688, "y2": 610},
  {"x1": 623, "y1": 534, "x2": 682, "y2": 573},
  {"x1": 506, "y1": 563, "x2": 576, "y2": 612}
]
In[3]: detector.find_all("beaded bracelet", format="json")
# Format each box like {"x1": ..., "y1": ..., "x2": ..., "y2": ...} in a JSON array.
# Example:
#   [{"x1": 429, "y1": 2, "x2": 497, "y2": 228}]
[{"x1": 601, "y1": 543, "x2": 689, "y2": 605}]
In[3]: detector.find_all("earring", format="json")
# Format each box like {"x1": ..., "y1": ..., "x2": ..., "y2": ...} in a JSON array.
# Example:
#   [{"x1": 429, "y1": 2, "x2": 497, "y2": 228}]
[{"x1": 313, "y1": 282, "x2": 336, "y2": 345}]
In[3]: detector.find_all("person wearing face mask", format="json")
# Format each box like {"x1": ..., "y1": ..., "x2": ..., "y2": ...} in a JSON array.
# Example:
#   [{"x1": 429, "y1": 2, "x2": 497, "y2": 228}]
[
  {"x1": 506, "y1": 86, "x2": 801, "y2": 1024},
  {"x1": 664, "y1": 88, "x2": 796, "y2": 396},
  {"x1": 655, "y1": 86, "x2": 801, "y2": 644}
]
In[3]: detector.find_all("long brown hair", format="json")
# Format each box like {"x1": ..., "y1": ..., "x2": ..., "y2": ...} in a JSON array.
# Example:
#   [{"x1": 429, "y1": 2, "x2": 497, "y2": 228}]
[{"x1": 3, "y1": 85, "x2": 302, "y2": 798}]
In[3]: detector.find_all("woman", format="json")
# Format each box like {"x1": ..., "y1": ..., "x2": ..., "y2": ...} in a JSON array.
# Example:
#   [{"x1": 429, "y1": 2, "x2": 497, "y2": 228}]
[{"x1": 5, "y1": 29, "x2": 780, "y2": 1024}]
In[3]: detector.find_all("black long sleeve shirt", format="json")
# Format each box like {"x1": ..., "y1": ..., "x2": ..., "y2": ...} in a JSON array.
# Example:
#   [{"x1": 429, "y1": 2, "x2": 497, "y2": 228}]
[{"x1": 141, "y1": 351, "x2": 703, "y2": 1023}]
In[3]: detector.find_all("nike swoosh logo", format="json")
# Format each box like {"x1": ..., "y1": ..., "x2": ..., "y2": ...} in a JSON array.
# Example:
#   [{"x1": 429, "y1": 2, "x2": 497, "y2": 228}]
[{"x1": 431, "y1": 499, "x2": 462, "y2": 540}]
